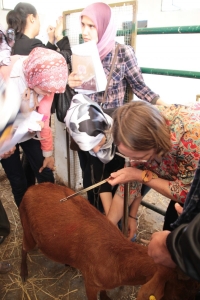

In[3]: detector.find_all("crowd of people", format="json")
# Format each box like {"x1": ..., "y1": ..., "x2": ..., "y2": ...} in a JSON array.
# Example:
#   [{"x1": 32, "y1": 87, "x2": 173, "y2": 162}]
[{"x1": 0, "y1": 2, "x2": 199, "y2": 297}]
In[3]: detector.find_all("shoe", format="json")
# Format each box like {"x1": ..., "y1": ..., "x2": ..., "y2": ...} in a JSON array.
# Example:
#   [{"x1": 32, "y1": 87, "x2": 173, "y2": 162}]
[
  {"x1": 0, "y1": 236, "x2": 5, "y2": 245},
  {"x1": 0, "y1": 262, "x2": 12, "y2": 274},
  {"x1": 131, "y1": 234, "x2": 137, "y2": 242}
]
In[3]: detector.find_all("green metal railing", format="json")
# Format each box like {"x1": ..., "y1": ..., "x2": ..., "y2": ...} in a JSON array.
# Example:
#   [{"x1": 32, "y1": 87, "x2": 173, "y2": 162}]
[
  {"x1": 138, "y1": 25, "x2": 200, "y2": 79},
  {"x1": 137, "y1": 25, "x2": 200, "y2": 35},
  {"x1": 78, "y1": 25, "x2": 200, "y2": 43},
  {"x1": 141, "y1": 68, "x2": 200, "y2": 79},
  {"x1": 79, "y1": 25, "x2": 200, "y2": 80}
]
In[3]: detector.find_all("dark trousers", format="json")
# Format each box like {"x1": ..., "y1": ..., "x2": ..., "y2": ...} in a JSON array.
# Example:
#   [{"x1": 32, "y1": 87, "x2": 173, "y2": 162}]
[
  {"x1": 78, "y1": 150, "x2": 125, "y2": 213},
  {"x1": 21, "y1": 153, "x2": 36, "y2": 187},
  {"x1": 0, "y1": 200, "x2": 10, "y2": 237},
  {"x1": 1, "y1": 138, "x2": 54, "y2": 207}
]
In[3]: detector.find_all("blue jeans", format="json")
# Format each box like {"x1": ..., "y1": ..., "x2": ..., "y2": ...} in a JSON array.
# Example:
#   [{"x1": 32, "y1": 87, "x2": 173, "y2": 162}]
[{"x1": 1, "y1": 138, "x2": 54, "y2": 207}]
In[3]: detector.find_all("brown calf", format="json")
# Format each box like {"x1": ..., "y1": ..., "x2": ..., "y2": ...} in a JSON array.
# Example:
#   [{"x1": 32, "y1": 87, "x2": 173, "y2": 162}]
[{"x1": 19, "y1": 183, "x2": 199, "y2": 300}]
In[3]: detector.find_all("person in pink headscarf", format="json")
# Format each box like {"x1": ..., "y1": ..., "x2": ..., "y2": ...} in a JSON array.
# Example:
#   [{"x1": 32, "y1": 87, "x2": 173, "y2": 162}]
[
  {"x1": 1, "y1": 47, "x2": 68, "y2": 207},
  {"x1": 68, "y1": 2, "x2": 164, "y2": 108},
  {"x1": 22, "y1": 47, "x2": 68, "y2": 161},
  {"x1": 11, "y1": 47, "x2": 68, "y2": 166}
]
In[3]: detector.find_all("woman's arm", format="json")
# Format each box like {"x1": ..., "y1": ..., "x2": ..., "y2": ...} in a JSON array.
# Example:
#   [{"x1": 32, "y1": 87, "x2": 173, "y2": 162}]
[
  {"x1": 123, "y1": 45, "x2": 160, "y2": 104},
  {"x1": 37, "y1": 94, "x2": 54, "y2": 157},
  {"x1": 100, "y1": 192, "x2": 113, "y2": 216},
  {"x1": 30, "y1": 38, "x2": 57, "y2": 51},
  {"x1": 54, "y1": 17, "x2": 72, "y2": 54},
  {"x1": 108, "y1": 167, "x2": 182, "y2": 202},
  {"x1": 46, "y1": 25, "x2": 55, "y2": 45},
  {"x1": 37, "y1": 94, "x2": 55, "y2": 172},
  {"x1": 107, "y1": 189, "x2": 142, "y2": 240}
]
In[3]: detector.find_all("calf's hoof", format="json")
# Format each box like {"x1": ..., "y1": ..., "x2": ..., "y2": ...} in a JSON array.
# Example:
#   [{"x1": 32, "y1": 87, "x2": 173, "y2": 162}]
[
  {"x1": 20, "y1": 266, "x2": 28, "y2": 282},
  {"x1": 99, "y1": 290, "x2": 111, "y2": 300}
]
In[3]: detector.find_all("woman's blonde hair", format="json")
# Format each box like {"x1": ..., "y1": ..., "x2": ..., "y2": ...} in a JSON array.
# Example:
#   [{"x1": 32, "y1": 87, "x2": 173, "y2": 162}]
[{"x1": 112, "y1": 101, "x2": 171, "y2": 156}]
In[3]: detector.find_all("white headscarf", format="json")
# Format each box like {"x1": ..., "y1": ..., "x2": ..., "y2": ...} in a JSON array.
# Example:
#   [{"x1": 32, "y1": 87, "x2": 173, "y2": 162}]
[{"x1": 65, "y1": 94, "x2": 115, "y2": 163}]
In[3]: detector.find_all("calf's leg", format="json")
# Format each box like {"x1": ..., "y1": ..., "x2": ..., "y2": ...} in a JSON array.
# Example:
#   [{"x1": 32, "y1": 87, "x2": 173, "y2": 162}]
[
  {"x1": 137, "y1": 267, "x2": 173, "y2": 300},
  {"x1": 19, "y1": 206, "x2": 37, "y2": 281},
  {"x1": 85, "y1": 286, "x2": 99, "y2": 300},
  {"x1": 20, "y1": 248, "x2": 28, "y2": 281}
]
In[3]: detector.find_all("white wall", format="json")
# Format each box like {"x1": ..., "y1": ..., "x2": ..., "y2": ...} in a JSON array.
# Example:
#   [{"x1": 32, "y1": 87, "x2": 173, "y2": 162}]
[
  {"x1": 138, "y1": 0, "x2": 200, "y2": 27},
  {"x1": 2, "y1": 0, "x2": 200, "y2": 27},
  {"x1": 135, "y1": 0, "x2": 200, "y2": 105}
]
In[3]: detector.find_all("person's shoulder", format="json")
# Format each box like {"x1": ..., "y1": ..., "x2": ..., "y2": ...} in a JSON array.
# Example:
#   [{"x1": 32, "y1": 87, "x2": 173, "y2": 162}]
[
  {"x1": 117, "y1": 43, "x2": 135, "y2": 57},
  {"x1": 156, "y1": 104, "x2": 178, "y2": 115},
  {"x1": 30, "y1": 38, "x2": 43, "y2": 46},
  {"x1": 18, "y1": 35, "x2": 43, "y2": 47},
  {"x1": 15, "y1": 33, "x2": 26, "y2": 40},
  {"x1": 14, "y1": 35, "x2": 43, "y2": 54},
  {"x1": 157, "y1": 103, "x2": 200, "y2": 125},
  {"x1": 164, "y1": 103, "x2": 200, "y2": 117}
]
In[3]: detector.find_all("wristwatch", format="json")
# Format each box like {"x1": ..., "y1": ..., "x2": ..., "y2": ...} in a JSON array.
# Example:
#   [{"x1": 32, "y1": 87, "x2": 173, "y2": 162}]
[{"x1": 142, "y1": 170, "x2": 158, "y2": 182}]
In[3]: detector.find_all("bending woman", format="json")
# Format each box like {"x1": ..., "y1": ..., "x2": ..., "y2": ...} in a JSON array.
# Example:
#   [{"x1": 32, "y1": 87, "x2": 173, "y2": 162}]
[
  {"x1": 1, "y1": 47, "x2": 68, "y2": 207},
  {"x1": 107, "y1": 101, "x2": 200, "y2": 239},
  {"x1": 65, "y1": 94, "x2": 124, "y2": 214}
]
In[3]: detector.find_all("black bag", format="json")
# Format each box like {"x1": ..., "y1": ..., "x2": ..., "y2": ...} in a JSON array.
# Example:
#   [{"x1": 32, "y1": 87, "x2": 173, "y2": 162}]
[
  {"x1": 54, "y1": 49, "x2": 76, "y2": 123},
  {"x1": 69, "y1": 136, "x2": 80, "y2": 151},
  {"x1": 54, "y1": 84, "x2": 76, "y2": 123}
]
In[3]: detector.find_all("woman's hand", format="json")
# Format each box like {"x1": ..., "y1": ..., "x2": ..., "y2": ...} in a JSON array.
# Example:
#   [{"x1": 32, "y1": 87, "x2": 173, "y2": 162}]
[
  {"x1": 68, "y1": 72, "x2": 83, "y2": 89},
  {"x1": 39, "y1": 156, "x2": 55, "y2": 173},
  {"x1": 0, "y1": 146, "x2": 16, "y2": 159},
  {"x1": 155, "y1": 98, "x2": 168, "y2": 105},
  {"x1": 47, "y1": 26, "x2": 55, "y2": 44},
  {"x1": 55, "y1": 16, "x2": 64, "y2": 42},
  {"x1": 108, "y1": 167, "x2": 142, "y2": 186}
]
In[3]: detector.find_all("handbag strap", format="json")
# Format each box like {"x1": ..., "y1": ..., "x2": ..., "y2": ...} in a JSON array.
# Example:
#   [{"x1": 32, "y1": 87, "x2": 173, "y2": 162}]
[{"x1": 102, "y1": 44, "x2": 120, "y2": 104}]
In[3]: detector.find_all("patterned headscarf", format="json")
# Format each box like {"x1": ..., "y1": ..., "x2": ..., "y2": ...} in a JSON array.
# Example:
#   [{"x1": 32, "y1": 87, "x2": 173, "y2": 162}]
[
  {"x1": 80, "y1": 2, "x2": 116, "y2": 60},
  {"x1": 23, "y1": 47, "x2": 68, "y2": 93},
  {"x1": 0, "y1": 23, "x2": 11, "y2": 66},
  {"x1": 65, "y1": 94, "x2": 115, "y2": 164}
]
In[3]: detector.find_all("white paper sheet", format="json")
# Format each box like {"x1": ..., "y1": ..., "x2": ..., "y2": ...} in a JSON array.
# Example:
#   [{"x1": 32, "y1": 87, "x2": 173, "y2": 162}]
[
  {"x1": 0, "y1": 111, "x2": 44, "y2": 156},
  {"x1": 72, "y1": 41, "x2": 107, "y2": 94}
]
